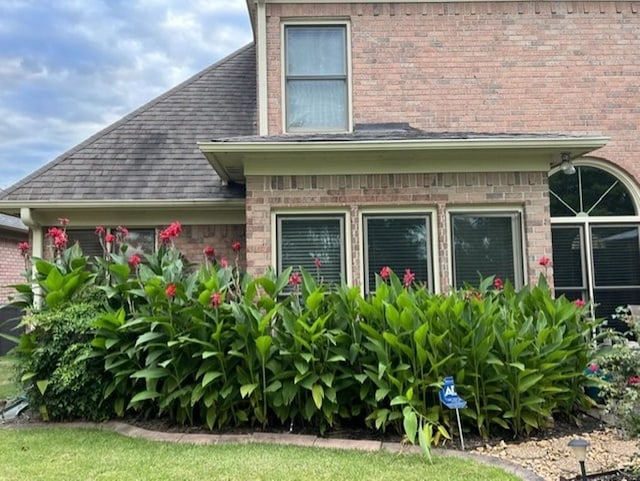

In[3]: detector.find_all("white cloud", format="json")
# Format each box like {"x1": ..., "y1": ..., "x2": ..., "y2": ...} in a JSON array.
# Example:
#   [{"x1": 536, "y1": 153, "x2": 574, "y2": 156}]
[{"x1": 0, "y1": 0, "x2": 252, "y2": 189}]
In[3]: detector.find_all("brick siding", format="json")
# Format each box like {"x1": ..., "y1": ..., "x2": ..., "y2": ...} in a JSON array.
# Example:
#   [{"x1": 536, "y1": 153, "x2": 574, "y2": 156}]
[
  {"x1": 246, "y1": 172, "x2": 551, "y2": 290},
  {"x1": 265, "y1": 1, "x2": 640, "y2": 180},
  {"x1": 40, "y1": 224, "x2": 247, "y2": 272},
  {"x1": 174, "y1": 224, "x2": 247, "y2": 270},
  {"x1": 0, "y1": 232, "x2": 28, "y2": 305}
]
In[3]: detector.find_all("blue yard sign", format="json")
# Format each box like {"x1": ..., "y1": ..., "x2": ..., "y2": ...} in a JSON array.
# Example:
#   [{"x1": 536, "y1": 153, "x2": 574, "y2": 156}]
[
  {"x1": 439, "y1": 376, "x2": 467, "y2": 450},
  {"x1": 439, "y1": 376, "x2": 467, "y2": 409}
]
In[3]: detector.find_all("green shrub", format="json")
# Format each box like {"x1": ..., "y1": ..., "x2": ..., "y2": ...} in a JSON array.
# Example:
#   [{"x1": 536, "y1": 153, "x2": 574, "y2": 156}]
[
  {"x1": 11, "y1": 220, "x2": 598, "y2": 447},
  {"x1": 13, "y1": 303, "x2": 113, "y2": 421},
  {"x1": 594, "y1": 314, "x2": 640, "y2": 438}
]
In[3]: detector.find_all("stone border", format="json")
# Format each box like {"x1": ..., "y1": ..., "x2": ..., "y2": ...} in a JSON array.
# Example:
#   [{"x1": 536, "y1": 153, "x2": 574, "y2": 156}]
[{"x1": 1, "y1": 421, "x2": 544, "y2": 481}]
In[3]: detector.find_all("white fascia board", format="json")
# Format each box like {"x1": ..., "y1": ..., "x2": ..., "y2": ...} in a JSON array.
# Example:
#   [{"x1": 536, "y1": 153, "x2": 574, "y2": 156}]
[{"x1": 198, "y1": 137, "x2": 609, "y2": 154}]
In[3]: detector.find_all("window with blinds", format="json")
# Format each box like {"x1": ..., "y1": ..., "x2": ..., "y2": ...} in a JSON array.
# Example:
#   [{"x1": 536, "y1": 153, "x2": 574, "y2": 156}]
[
  {"x1": 451, "y1": 212, "x2": 523, "y2": 289},
  {"x1": 549, "y1": 163, "x2": 640, "y2": 325},
  {"x1": 66, "y1": 230, "x2": 102, "y2": 258},
  {"x1": 63, "y1": 228, "x2": 155, "y2": 260},
  {"x1": 276, "y1": 215, "x2": 345, "y2": 285},
  {"x1": 363, "y1": 214, "x2": 433, "y2": 293}
]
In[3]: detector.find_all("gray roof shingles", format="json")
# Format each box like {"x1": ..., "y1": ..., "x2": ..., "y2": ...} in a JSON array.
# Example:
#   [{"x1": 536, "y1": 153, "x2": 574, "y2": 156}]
[
  {"x1": 0, "y1": 44, "x2": 256, "y2": 202},
  {"x1": 0, "y1": 213, "x2": 27, "y2": 232}
]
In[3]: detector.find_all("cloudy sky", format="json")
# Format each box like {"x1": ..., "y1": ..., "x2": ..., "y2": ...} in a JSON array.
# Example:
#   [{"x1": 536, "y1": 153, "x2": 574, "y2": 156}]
[{"x1": 0, "y1": 0, "x2": 253, "y2": 190}]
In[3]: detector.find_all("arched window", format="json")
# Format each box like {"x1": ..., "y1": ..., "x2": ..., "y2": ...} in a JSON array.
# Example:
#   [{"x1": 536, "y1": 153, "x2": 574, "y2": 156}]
[{"x1": 550, "y1": 161, "x2": 640, "y2": 327}]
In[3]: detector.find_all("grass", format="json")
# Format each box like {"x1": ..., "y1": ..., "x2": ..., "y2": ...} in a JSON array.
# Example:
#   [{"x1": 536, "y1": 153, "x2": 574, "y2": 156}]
[
  {"x1": 0, "y1": 427, "x2": 520, "y2": 481},
  {"x1": 0, "y1": 356, "x2": 20, "y2": 400}
]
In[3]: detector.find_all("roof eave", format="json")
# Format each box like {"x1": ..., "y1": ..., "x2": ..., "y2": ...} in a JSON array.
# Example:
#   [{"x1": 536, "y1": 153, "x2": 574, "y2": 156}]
[
  {"x1": 198, "y1": 136, "x2": 610, "y2": 183},
  {"x1": 0, "y1": 198, "x2": 245, "y2": 214}
]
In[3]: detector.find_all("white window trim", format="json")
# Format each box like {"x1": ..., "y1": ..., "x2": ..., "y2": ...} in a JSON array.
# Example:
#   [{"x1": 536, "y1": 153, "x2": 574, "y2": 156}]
[
  {"x1": 271, "y1": 209, "x2": 352, "y2": 285},
  {"x1": 550, "y1": 158, "x2": 640, "y2": 318},
  {"x1": 359, "y1": 207, "x2": 440, "y2": 294},
  {"x1": 281, "y1": 19, "x2": 353, "y2": 134},
  {"x1": 447, "y1": 206, "x2": 526, "y2": 289}
]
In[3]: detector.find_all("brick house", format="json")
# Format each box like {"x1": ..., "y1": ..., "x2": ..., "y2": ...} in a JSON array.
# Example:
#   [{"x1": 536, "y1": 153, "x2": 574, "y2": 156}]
[
  {"x1": 0, "y1": 1, "x2": 638, "y2": 322},
  {"x1": 0, "y1": 211, "x2": 28, "y2": 305}
]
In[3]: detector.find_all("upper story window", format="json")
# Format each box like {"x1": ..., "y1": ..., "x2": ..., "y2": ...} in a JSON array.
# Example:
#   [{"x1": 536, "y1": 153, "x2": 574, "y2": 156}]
[{"x1": 284, "y1": 24, "x2": 349, "y2": 132}]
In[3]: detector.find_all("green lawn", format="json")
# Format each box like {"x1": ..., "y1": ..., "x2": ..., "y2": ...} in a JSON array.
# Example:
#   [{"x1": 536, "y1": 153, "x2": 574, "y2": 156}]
[
  {"x1": 0, "y1": 428, "x2": 520, "y2": 481},
  {"x1": 0, "y1": 356, "x2": 20, "y2": 399}
]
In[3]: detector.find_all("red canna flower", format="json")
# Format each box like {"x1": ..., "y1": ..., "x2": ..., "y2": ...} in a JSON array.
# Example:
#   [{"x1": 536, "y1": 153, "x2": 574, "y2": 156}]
[
  {"x1": 313, "y1": 257, "x2": 322, "y2": 269},
  {"x1": 128, "y1": 254, "x2": 141, "y2": 268},
  {"x1": 210, "y1": 292, "x2": 222, "y2": 308},
  {"x1": 105, "y1": 233, "x2": 115, "y2": 243},
  {"x1": 232, "y1": 241, "x2": 241, "y2": 252},
  {"x1": 380, "y1": 266, "x2": 391, "y2": 280},
  {"x1": 116, "y1": 226, "x2": 129, "y2": 238},
  {"x1": 220, "y1": 258, "x2": 229, "y2": 268},
  {"x1": 574, "y1": 299, "x2": 586, "y2": 308},
  {"x1": 46, "y1": 227, "x2": 68, "y2": 251},
  {"x1": 538, "y1": 256, "x2": 551, "y2": 267},
  {"x1": 165, "y1": 283, "x2": 176, "y2": 297},
  {"x1": 18, "y1": 241, "x2": 30, "y2": 256},
  {"x1": 95, "y1": 226, "x2": 105, "y2": 236},
  {"x1": 289, "y1": 271, "x2": 302, "y2": 286},
  {"x1": 159, "y1": 221, "x2": 182, "y2": 244},
  {"x1": 58, "y1": 217, "x2": 69, "y2": 226},
  {"x1": 203, "y1": 246, "x2": 215, "y2": 258},
  {"x1": 493, "y1": 277, "x2": 503, "y2": 290},
  {"x1": 403, "y1": 268, "x2": 415, "y2": 288}
]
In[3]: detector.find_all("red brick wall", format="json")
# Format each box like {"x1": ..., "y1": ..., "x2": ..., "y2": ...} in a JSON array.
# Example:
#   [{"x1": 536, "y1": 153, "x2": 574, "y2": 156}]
[
  {"x1": 246, "y1": 172, "x2": 551, "y2": 290},
  {"x1": 265, "y1": 1, "x2": 640, "y2": 180},
  {"x1": 174, "y1": 224, "x2": 246, "y2": 269},
  {"x1": 41, "y1": 224, "x2": 247, "y2": 271},
  {"x1": 0, "y1": 232, "x2": 28, "y2": 305}
]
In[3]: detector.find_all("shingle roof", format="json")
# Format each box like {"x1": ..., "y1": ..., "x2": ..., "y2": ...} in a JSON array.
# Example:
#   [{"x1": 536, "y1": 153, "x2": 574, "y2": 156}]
[
  {"x1": 217, "y1": 122, "x2": 585, "y2": 143},
  {"x1": 0, "y1": 213, "x2": 27, "y2": 232},
  {"x1": 0, "y1": 44, "x2": 256, "y2": 202}
]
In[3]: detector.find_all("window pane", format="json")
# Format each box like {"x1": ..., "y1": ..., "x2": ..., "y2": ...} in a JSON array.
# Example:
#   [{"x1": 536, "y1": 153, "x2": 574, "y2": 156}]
[
  {"x1": 550, "y1": 166, "x2": 636, "y2": 217},
  {"x1": 67, "y1": 230, "x2": 102, "y2": 258},
  {"x1": 592, "y1": 225, "x2": 640, "y2": 286},
  {"x1": 594, "y1": 288, "x2": 640, "y2": 331},
  {"x1": 287, "y1": 80, "x2": 347, "y2": 131},
  {"x1": 278, "y1": 216, "x2": 344, "y2": 285},
  {"x1": 286, "y1": 27, "x2": 346, "y2": 76},
  {"x1": 551, "y1": 226, "x2": 585, "y2": 289},
  {"x1": 365, "y1": 215, "x2": 431, "y2": 293},
  {"x1": 452, "y1": 214, "x2": 520, "y2": 288},
  {"x1": 125, "y1": 229, "x2": 155, "y2": 258},
  {"x1": 555, "y1": 288, "x2": 586, "y2": 303}
]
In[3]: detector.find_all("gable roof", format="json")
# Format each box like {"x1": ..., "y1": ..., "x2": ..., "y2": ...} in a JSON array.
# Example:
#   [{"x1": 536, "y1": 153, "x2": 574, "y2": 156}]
[{"x1": 0, "y1": 44, "x2": 256, "y2": 204}]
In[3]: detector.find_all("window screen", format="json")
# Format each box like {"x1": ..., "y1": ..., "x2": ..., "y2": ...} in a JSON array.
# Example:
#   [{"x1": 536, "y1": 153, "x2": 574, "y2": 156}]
[
  {"x1": 451, "y1": 213, "x2": 523, "y2": 288},
  {"x1": 277, "y1": 215, "x2": 345, "y2": 285},
  {"x1": 364, "y1": 214, "x2": 432, "y2": 292}
]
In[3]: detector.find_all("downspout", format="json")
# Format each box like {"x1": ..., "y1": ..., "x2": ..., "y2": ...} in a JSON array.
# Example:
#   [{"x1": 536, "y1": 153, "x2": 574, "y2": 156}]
[
  {"x1": 257, "y1": 0, "x2": 268, "y2": 135},
  {"x1": 20, "y1": 207, "x2": 42, "y2": 309}
]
